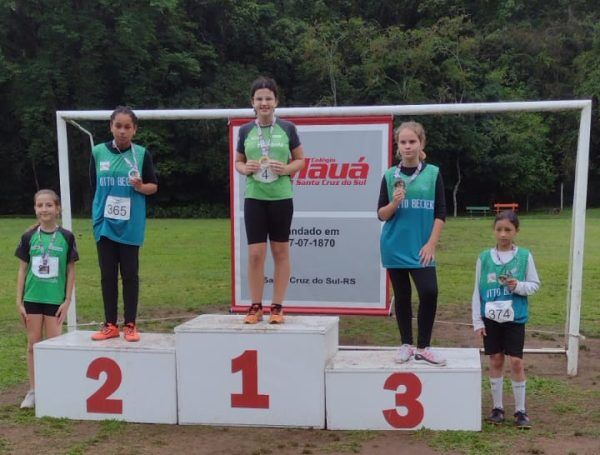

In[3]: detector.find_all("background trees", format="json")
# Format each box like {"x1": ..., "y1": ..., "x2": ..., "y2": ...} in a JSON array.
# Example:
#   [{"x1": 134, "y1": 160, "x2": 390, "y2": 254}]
[{"x1": 1, "y1": 0, "x2": 598, "y2": 215}]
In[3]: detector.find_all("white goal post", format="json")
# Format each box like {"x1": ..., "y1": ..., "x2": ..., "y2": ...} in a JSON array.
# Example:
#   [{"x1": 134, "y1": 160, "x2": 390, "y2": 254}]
[{"x1": 56, "y1": 100, "x2": 592, "y2": 376}]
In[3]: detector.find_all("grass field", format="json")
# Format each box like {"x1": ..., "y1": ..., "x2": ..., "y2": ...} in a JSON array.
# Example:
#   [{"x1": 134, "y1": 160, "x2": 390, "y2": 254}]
[
  {"x1": 1, "y1": 212, "x2": 599, "y2": 454},
  {"x1": 1, "y1": 212, "x2": 599, "y2": 391}
]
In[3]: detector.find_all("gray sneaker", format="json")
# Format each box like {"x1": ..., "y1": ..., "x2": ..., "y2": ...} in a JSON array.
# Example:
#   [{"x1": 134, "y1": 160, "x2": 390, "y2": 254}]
[
  {"x1": 487, "y1": 407, "x2": 505, "y2": 424},
  {"x1": 20, "y1": 390, "x2": 35, "y2": 409},
  {"x1": 394, "y1": 344, "x2": 414, "y2": 363}
]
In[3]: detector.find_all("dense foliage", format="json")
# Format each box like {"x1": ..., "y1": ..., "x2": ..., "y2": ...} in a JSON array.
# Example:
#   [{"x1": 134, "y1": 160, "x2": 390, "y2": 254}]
[{"x1": 1, "y1": 0, "x2": 599, "y2": 215}]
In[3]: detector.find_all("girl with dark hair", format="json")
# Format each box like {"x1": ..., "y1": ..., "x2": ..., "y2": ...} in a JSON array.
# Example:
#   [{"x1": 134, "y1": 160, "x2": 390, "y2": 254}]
[
  {"x1": 472, "y1": 210, "x2": 540, "y2": 428},
  {"x1": 90, "y1": 106, "x2": 158, "y2": 342},
  {"x1": 235, "y1": 77, "x2": 305, "y2": 324}
]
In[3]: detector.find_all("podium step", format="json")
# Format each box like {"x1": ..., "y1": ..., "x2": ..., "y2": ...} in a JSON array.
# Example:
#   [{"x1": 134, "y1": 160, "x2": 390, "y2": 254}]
[
  {"x1": 326, "y1": 348, "x2": 481, "y2": 430},
  {"x1": 34, "y1": 330, "x2": 177, "y2": 423}
]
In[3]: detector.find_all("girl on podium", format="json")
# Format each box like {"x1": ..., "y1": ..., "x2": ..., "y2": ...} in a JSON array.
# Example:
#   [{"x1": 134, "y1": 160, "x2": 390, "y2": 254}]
[
  {"x1": 378, "y1": 122, "x2": 447, "y2": 366},
  {"x1": 15, "y1": 189, "x2": 79, "y2": 408},
  {"x1": 472, "y1": 210, "x2": 540, "y2": 428},
  {"x1": 235, "y1": 77, "x2": 305, "y2": 324},
  {"x1": 90, "y1": 106, "x2": 158, "y2": 342}
]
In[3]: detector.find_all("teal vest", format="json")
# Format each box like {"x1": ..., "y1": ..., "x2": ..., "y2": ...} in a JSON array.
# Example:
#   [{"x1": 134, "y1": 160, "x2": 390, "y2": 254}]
[
  {"x1": 380, "y1": 164, "x2": 438, "y2": 268},
  {"x1": 478, "y1": 247, "x2": 530, "y2": 324},
  {"x1": 92, "y1": 143, "x2": 147, "y2": 245}
]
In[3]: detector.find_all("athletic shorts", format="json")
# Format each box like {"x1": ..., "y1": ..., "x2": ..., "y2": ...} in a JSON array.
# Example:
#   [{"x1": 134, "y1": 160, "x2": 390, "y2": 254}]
[
  {"x1": 244, "y1": 198, "x2": 294, "y2": 244},
  {"x1": 24, "y1": 301, "x2": 59, "y2": 317},
  {"x1": 483, "y1": 319, "x2": 525, "y2": 358}
]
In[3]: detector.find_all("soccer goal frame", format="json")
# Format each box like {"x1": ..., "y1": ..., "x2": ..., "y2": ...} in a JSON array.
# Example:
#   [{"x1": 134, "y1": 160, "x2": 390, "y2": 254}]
[{"x1": 56, "y1": 99, "x2": 591, "y2": 376}]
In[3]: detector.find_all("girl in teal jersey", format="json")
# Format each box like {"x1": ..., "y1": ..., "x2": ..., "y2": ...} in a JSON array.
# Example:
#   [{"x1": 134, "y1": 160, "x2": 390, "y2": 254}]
[
  {"x1": 235, "y1": 77, "x2": 305, "y2": 324},
  {"x1": 472, "y1": 211, "x2": 540, "y2": 428},
  {"x1": 90, "y1": 106, "x2": 158, "y2": 342},
  {"x1": 378, "y1": 122, "x2": 447, "y2": 366},
  {"x1": 15, "y1": 190, "x2": 79, "y2": 408}
]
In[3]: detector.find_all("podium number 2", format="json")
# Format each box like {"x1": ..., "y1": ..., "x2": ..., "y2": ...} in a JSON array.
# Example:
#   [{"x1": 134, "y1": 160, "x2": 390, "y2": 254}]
[
  {"x1": 382, "y1": 372, "x2": 424, "y2": 428},
  {"x1": 86, "y1": 357, "x2": 123, "y2": 414},
  {"x1": 231, "y1": 350, "x2": 269, "y2": 409}
]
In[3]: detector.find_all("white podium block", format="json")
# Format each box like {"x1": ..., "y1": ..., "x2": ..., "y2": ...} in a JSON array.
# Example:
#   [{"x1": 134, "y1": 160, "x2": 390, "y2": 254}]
[
  {"x1": 34, "y1": 331, "x2": 177, "y2": 424},
  {"x1": 175, "y1": 314, "x2": 338, "y2": 427},
  {"x1": 326, "y1": 348, "x2": 481, "y2": 431}
]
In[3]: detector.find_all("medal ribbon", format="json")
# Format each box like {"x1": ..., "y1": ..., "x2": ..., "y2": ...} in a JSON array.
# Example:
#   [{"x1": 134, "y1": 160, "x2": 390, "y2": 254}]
[
  {"x1": 113, "y1": 140, "x2": 139, "y2": 175},
  {"x1": 394, "y1": 161, "x2": 422, "y2": 185},
  {"x1": 255, "y1": 117, "x2": 276, "y2": 158},
  {"x1": 37, "y1": 226, "x2": 58, "y2": 265}
]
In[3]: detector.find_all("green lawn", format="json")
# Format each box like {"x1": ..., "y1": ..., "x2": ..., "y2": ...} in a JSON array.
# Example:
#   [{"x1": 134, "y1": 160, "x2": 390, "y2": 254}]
[{"x1": 1, "y1": 212, "x2": 599, "y2": 390}]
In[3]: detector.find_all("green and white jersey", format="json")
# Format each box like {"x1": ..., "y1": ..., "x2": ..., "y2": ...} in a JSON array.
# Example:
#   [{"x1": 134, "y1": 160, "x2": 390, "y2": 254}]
[
  {"x1": 91, "y1": 142, "x2": 149, "y2": 245},
  {"x1": 15, "y1": 226, "x2": 79, "y2": 305},
  {"x1": 478, "y1": 247, "x2": 530, "y2": 324},
  {"x1": 380, "y1": 163, "x2": 439, "y2": 268},
  {"x1": 237, "y1": 118, "x2": 301, "y2": 200}
]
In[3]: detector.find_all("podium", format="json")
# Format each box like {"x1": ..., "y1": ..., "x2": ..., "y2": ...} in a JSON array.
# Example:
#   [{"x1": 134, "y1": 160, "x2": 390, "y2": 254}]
[
  {"x1": 325, "y1": 348, "x2": 481, "y2": 430},
  {"x1": 175, "y1": 314, "x2": 339, "y2": 427},
  {"x1": 34, "y1": 331, "x2": 177, "y2": 424},
  {"x1": 33, "y1": 316, "x2": 482, "y2": 430}
]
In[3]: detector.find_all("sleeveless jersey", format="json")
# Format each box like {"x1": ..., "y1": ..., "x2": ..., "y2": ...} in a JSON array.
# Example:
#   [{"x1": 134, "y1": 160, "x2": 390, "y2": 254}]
[
  {"x1": 380, "y1": 163, "x2": 439, "y2": 268},
  {"x1": 91, "y1": 142, "x2": 148, "y2": 245},
  {"x1": 478, "y1": 247, "x2": 530, "y2": 324}
]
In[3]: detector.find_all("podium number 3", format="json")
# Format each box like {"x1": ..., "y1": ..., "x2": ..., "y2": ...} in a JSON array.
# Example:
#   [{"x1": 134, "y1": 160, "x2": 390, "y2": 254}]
[
  {"x1": 86, "y1": 357, "x2": 123, "y2": 414},
  {"x1": 382, "y1": 372, "x2": 424, "y2": 428},
  {"x1": 231, "y1": 350, "x2": 269, "y2": 409}
]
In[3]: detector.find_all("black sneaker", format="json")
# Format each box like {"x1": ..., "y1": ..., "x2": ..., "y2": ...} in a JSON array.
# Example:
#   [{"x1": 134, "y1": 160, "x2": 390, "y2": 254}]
[
  {"x1": 486, "y1": 407, "x2": 505, "y2": 424},
  {"x1": 514, "y1": 410, "x2": 532, "y2": 429}
]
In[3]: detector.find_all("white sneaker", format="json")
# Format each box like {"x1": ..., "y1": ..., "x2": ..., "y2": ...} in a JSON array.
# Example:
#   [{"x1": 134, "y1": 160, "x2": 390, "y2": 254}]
[
  {"x1": 394, "y1": 344, "x2": 414, "y2": 363},
  {"x1": 414, "y1": 348, "x2": 447, "y2": 366},
  {"x1": 20, "y1": 389, "x2": 35, "y2": 409}
]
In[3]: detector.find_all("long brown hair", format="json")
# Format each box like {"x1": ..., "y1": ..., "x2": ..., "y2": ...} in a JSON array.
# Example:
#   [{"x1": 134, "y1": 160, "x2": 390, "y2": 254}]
[{"x1": 28, "y1": 189, "x2": 61, "y2": 231}]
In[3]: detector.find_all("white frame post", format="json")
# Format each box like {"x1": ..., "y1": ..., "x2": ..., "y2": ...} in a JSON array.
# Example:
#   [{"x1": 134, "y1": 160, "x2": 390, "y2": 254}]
[{"x1": 56, "y1": 100, "x2": 591, "y2": 375}]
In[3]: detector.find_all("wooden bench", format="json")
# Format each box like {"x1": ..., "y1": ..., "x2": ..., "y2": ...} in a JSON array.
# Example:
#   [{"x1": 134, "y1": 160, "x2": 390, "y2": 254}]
[
  {"x1": 494, "y1": 202, "x2": 519, "y2": 213},
  {"x1": 466, "y1": 206, "x2": 490, "y2": 217}
]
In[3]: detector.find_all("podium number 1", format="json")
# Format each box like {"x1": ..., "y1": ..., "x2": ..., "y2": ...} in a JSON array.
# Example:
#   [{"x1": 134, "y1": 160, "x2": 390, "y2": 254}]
[
  {"x1": 231, "y1": 350, "x2": 270, "y2": 409},
  {"x1": 86, "y1": 357, "x2": 123, "y2": 414},
  {"x1": 382, "y1": 372, "x2": 424, "y2": 428}
]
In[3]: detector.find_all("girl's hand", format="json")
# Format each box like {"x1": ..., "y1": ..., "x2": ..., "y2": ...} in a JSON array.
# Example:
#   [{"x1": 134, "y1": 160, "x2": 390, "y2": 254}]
[
  {"x1": 55, "y1": 302, "x2": 70, "y2": 325},
  {"x1": 129, "y1": 176, "x2": 143, "y2": 190},
  {"x1": 506, "y1": 278, "x2": 518, "y2": 292},
  {"x1": 245, "y1": 160, "x2": 260, "y2": 174},
  {"x1": 16, "y1": 303, "x2": 27, "y2": 327},
  {"x1": 268, "y1": 160, "x2": 287, "y2": 175},
  {"x1": 392, "y1": 187, "x2": 405, "y2": 207},
  {"x1": 476, "y1": 327, "x2": 486, "y2": 337},
  {"x1": 419, "y1": 241, "x2": 436, "y2": 266}
]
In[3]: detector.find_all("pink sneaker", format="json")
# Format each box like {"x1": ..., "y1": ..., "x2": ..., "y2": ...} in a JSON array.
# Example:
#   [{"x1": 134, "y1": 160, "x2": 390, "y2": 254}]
[
  {"x1": 414, "y1": 348, "x2": 447, "y2": 366},
  {"x1": 394, "y1": 344, "x2": 414, "y2": 363}
]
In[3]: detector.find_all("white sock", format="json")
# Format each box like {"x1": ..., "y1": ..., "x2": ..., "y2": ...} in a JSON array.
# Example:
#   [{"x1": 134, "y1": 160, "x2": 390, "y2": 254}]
[
  {"x1": 512, "y1": 380, "x2": 526, "y2": 412},
  {"x1": 490, "y1": 376, "x2": 504, "y2": 410}
]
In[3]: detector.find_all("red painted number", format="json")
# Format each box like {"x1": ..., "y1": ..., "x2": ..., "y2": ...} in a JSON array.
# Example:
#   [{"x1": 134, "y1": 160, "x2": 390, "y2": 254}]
[
  {"x1": 382, "y1": 372, "x2": 424, "y2": 428},
  {"x1": 231, "y1": 350, "x2": 269, "y2": 409},
  {"x1": 86, "y1": 357, "x2": 123, "y2": 414}
]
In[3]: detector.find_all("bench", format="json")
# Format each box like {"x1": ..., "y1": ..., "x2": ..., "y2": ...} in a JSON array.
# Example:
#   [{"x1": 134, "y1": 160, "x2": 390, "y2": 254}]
[
  {"x1": 494, "y1": 202, "x2": 519, "y2": 213},
  {"x1": 466, "y1": 206, "x2": 490, "y2": 216}
]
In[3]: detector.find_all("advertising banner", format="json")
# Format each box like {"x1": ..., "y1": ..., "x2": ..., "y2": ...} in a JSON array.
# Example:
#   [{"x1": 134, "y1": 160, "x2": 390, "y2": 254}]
[{"x1": 230, "y1": 116, "x2": 392, "y2": 314}]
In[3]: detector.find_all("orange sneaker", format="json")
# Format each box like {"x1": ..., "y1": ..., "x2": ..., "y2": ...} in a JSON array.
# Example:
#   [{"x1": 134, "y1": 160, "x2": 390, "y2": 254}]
[
  {"x1": 123, "y1": 323, "x2": 140, "y2": 342},
  {"x1": 244, "y1": 303, "x2": 263, "y2": 324},
  {"x1": 268, "y1": 304, "x2": 284, "y2": 324},
  {"x1": 91, "y1": 323, "x2": 119, "y2": 341}
]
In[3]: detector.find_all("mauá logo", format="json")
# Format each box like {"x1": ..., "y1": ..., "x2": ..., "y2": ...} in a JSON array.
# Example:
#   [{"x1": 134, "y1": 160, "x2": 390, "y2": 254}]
[{"x1": 293, "y1": 156, "x2": 370, "y2": 186}]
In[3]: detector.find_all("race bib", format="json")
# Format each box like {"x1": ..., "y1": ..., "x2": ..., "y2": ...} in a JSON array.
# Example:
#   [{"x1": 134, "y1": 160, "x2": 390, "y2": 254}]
[
  {"x1": 31, "y1": 256, "x2": 59, "y2": 279},
  {"x1": 104, "y1": 195, "x2": 131, "y2": 220},
  {"x1": 485, "y1": 300, "x2": 515, "y2": 323},
  {"x1": 253, "y1": 160, "x2": 279, "y2": 183}
]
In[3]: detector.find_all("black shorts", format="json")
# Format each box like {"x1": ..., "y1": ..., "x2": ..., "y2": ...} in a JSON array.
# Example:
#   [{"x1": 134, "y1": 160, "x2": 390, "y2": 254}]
[
  {"x1": 24, "y1": 301, "x2": 59, "y2": 317},
  {"x1": 483, "y1": 319, "x2": 525, "y2": 358},
  {"x1": 244, "y1": 198, "x2": 294, "y2": 244}
]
